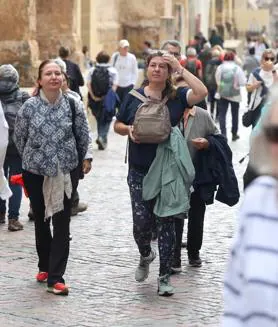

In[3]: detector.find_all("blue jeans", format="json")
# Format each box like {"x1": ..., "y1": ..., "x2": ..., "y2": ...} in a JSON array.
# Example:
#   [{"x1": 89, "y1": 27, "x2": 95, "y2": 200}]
[
  {"x1": 0, "y1": 154, "x2": 22, "y2": 219},
  {"x1": 218, "y1": 98, "x2": 239, "y2": 137},
  {"x1": 96, "y1": 116, "x2": 111, "y2": 144}
]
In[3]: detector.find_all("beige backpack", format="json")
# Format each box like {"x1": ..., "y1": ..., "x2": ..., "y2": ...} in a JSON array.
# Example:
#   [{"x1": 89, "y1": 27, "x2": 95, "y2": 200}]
[{"x1": 130, "y1": 89, "x2": 171, "y2": 144}]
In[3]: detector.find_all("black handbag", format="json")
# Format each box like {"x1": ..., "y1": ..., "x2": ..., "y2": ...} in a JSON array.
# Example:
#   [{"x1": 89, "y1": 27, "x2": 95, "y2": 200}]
[
  {"x1": 68, "y1": 96, "x2": 84, "y2": 179},
  {"x1": 242, "y1": 87, "x2": 264, "y2": 128}
]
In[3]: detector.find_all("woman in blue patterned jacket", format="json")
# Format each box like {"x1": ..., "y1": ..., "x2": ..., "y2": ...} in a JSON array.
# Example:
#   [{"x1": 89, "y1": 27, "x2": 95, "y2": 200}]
[{"x1": 14, "y1": 59, "x2": 90, "y2": 296}]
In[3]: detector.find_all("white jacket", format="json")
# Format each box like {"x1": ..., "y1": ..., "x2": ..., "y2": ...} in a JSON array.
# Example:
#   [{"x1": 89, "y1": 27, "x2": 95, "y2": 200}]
[{"x1": 0, "y1": 101, "x2": 12, "y2": 200}]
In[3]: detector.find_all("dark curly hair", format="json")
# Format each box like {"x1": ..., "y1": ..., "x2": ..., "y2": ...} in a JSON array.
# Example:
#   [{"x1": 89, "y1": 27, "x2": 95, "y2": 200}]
[{"x1": 142, "y1": 50, "x2": 176, "y2": 98}]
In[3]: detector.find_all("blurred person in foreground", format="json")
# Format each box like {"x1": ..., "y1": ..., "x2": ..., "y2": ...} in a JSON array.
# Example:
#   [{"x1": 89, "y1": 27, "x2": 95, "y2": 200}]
[{"x1": 222, "y1": 85, "x2": 278, "y2": 327}]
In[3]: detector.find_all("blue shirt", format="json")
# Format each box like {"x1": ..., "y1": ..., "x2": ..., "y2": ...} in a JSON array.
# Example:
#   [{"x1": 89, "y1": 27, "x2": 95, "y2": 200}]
[{"x1": 116, "y1": 87, "x2": 190, "y2": 170}]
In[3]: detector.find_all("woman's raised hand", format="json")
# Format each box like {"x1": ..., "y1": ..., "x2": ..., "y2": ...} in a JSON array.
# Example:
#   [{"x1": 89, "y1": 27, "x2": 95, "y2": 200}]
[{"x1": 162, "y1": 53, "x2": 182, "y2": 73}]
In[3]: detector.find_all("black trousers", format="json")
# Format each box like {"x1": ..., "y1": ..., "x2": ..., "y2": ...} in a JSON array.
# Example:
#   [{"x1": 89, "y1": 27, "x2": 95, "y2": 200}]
[
  {"x1": 23, "y1": 168, "x2": 79, "y2": 286},
  {"x1": 174, "y1": 191, "x2": 206, "y2": 261}
]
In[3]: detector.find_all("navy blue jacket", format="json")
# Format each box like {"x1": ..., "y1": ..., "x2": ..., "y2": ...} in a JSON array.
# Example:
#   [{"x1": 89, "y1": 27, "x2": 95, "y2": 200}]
[{"x1": 193, "y1": 134, "x2": 239, "y2": 206}]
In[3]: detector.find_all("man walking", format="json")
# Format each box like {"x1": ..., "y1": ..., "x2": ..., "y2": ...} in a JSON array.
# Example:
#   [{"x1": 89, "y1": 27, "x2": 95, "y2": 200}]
[
  {"x1": 58, "y1": 46, "x2": 84, "y2": 99},
  {"x1": 111, "y1": 40, "x2": 138, "y2": 103}
]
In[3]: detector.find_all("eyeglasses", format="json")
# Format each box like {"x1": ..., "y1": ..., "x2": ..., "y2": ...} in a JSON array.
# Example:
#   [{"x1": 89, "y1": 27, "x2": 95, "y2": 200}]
[
  {"x1": 264, "y1": 57, "x2": 275, "y2": 62},
  {"x1": 264, "y1": 125, "x2": 278, "y2": 143},
  {"x1": 168, "y1": 51, "x2": 180, "y2": 57}
]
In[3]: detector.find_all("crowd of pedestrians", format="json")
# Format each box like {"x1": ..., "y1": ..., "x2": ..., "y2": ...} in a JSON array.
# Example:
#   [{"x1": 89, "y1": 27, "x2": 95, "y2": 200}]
[{"x1": 1, "y1": 30, "x2": 278, "y2": 326}]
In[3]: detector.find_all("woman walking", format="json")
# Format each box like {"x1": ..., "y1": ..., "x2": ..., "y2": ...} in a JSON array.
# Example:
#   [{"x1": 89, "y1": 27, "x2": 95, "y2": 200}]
[
  {"x1": 215, "y1": 51, "x2": 246, "y2": 141},
  {"x1": 14, "y1": 60, "x2": 89, "y2": 295},
  {"x1": 114, "y1": 50, "x2": 207, "y2": 296}
]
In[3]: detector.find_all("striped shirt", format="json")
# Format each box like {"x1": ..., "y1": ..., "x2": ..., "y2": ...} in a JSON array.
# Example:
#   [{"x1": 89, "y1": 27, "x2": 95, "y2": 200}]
[{"x1": 222, "y1": 176, "x2": 278, "y2": 327}]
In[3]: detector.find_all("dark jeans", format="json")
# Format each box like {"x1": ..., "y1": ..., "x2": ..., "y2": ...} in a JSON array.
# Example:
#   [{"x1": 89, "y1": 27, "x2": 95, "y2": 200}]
[
  {"x1": 22, "y1": 168, "x2": 79, "y2": 287},
  {"x1": 218, "y1": 98, "x2": 239, "y2": 137},
  {"x1": 0, "y1": 154, "x2": 22, "y2": 219},
  {"x1": 116, "y1": 85, "x2": 133, "y2": 103},
  {"x1": 96, "y1": 115, "x2": 111, "y2": 144},
  {"x1": 127, "y1": 168, "x2": 175, "y2": 276},
  {"x1": 174, "y1": 191, "x2": 206, "y2": 261}
]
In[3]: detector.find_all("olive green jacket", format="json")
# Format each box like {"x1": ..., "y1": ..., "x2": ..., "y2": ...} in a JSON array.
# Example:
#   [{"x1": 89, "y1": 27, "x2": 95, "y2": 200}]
[{"x1": 142, "y1": 127, "x2": 195, "y2": 217}]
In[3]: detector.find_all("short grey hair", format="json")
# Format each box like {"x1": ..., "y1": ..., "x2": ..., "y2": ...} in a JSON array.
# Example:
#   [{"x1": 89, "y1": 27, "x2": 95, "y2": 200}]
[
  {"x1": 160, "y1": 40, "x2": 181, "y2": 52},
  {"x1": 186, "y1": 47, "x2": 197, "y2": 57}
]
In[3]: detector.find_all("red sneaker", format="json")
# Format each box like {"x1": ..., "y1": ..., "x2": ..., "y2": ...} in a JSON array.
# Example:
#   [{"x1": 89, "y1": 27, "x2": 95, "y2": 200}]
[
  {"x1": 47, "y1": 282, "x2": 69, "y2": 295},
  {"x1": 36, "y1": 271, "x2": 48, "y2": 283}
]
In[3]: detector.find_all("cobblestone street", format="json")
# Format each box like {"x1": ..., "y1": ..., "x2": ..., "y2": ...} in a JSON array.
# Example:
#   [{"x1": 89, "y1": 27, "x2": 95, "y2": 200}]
[{"x1": 0, "y1": 106, "x2": 251, "y2": 327}]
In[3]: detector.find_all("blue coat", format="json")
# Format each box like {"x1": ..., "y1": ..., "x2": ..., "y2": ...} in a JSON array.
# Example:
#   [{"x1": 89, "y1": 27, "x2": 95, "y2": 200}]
[{"x1": 193, "y1": 134, "x2": 239, "y2": 206}]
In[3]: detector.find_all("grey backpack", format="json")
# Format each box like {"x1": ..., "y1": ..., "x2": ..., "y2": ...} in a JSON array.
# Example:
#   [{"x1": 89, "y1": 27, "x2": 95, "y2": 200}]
[{"x1": 130, "y1": 89, "x2": 171, "y2": 144}]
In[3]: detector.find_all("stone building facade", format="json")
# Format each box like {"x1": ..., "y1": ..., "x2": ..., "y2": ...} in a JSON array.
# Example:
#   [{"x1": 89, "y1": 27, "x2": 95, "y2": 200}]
[{"x1": 0, "y1": 0, "x2": 269, "y2": 85}]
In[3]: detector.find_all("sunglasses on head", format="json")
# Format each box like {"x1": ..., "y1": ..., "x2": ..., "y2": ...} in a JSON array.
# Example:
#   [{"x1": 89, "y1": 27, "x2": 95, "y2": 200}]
[
  {"x1": 264, "y1": 125, "x2": 278, "y2": 143},
  {"x1": 264, "y1": 57, "x2": 275, "y2": 62}
]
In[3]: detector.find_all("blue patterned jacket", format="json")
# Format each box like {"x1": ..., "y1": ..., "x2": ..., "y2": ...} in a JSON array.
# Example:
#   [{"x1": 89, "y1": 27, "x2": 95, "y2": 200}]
[{"x1": 14, "y1": 91, "x2": 89, "y2": 177}]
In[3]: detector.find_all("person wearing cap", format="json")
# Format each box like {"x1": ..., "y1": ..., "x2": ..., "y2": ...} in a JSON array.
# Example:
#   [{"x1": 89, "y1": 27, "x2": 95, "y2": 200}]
[
  {"x1": 0, "y1": 64, "x2": 30, "y2": 231},
  {"x1": 111, "y1": 39, "x2": 138, "y2": 103}
]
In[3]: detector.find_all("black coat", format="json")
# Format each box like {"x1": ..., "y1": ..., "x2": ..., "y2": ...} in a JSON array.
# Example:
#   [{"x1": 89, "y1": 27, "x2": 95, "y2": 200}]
[{"x1": 193, "y1": 134, "x2": 240, "y2": 206}]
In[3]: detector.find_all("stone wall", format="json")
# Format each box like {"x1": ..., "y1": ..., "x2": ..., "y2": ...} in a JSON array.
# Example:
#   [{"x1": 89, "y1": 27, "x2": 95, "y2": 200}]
[
  {"x1": 119, "y1": 0, "x2": 163, "y2": 55},
  {"x1": 36, "y1": 0, "x2": 80, "y2": 60},
  {"x1": 0, "y1": 0, "x2": 40, "y2": 86}
]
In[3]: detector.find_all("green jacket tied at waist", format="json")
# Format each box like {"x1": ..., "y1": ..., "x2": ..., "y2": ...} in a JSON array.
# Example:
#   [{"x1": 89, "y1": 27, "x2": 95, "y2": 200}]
[{"x1": 142, "y1": 127, "x2": 195, "y2": 217}]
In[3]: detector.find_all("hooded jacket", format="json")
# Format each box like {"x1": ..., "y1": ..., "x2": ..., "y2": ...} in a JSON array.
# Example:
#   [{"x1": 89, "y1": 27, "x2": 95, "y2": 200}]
[{"x1": 0, "y1": 65, "x2": 29, "y2": 155}]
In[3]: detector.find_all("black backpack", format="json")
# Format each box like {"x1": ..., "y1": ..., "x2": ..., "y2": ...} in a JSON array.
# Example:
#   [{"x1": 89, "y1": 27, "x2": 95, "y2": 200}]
[{"x1": 91, "y1": 66, "x2": 110, "y2": 97}]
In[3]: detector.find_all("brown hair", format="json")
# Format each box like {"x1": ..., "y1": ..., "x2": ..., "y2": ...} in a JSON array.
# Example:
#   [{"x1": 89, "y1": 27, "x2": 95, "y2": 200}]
[
  {"x1": 96, "y1": 51, "x2": 110, "y2": 64},
  {"x1": 143, "y1": 51, "x2": 175, "y2": 98},
  {"x1": 32, "y1": 59, "x2": 62, "y2": 95}
]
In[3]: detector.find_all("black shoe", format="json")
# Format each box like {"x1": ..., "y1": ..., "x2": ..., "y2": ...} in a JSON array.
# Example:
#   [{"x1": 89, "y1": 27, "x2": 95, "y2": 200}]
[
  {"x1": 188, "y1": 253, "x2": 202, "y2": 267},
  {"x1": 181, "y1": 242, "x2": 187, "y2": 248},
  {"x1": 232, "y1": 134, "x2": 240, "y2": 141},
  {"x1": 28, "y1": 209, "x2": 35, "y2": 221},
  {"x1": 171, "y1": 258, "x2": 182, "y2": 274},
  {"x1": 151, "y1": 231, "x2": 158, "y2": 241},
  {"x1": 96, "y1": 137, "x2": 106, "y2": 150},
  {"x1": 0, "y1": 212, "x2": 5, "y2": 224}
]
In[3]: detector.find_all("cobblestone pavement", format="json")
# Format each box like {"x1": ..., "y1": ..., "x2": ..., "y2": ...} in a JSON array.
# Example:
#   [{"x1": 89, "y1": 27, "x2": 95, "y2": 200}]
[{"x1": 0, "y1": 104, "x2": 251, "y2": 327}]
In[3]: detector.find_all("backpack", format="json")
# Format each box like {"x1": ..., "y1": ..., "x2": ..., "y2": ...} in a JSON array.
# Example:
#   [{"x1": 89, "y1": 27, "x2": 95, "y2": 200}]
[
  {"x1": 219, "y1": 66, "x2": 240, "y2": 98},
  {"x1": 91, "y1": 66, "x2": 110, "y2": 97},
  {"x1": 204, "y1": 62, "x2": 218, "y2": 90},
  {"x1": 130, "y1": 89, "x2": 171, "y2": 144},
  {"x1": 185, "y1": 59, "x2": 198, "y2": 76},
  {"x1": 1, "y1": 91, "x2": 23, "y2": 155}
]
